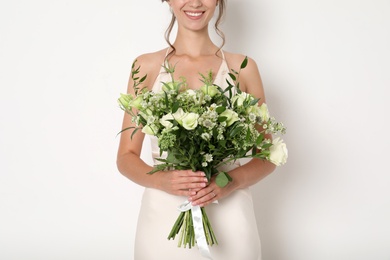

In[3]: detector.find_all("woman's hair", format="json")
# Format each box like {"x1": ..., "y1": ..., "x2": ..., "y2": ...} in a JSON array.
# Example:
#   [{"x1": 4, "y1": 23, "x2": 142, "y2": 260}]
[{"x1": 161, "y1": 0, "x2": 226, "y2": 60}]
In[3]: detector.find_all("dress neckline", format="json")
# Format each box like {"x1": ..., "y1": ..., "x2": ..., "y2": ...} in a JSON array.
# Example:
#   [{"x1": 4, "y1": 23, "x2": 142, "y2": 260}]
[{"x1": 152, "y1": 49, "x2": 229, "y2": 92}]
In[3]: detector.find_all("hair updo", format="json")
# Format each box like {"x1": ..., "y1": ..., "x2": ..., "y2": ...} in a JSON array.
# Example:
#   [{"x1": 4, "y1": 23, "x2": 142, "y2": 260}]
[{"x1": 161, "y1": 0, "x2": 226, "y2": 59}]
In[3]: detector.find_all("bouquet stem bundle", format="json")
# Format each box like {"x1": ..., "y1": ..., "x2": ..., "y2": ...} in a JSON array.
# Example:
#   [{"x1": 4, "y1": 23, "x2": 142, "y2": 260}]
[{"x1": 168, "y1": 207, "x2": 218, "y2": 248}]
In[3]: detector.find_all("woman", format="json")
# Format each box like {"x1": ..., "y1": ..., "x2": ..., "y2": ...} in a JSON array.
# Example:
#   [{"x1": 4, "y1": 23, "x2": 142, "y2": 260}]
[{"x1": 117, "y1": 0, "x2": 276, "y2": 259}]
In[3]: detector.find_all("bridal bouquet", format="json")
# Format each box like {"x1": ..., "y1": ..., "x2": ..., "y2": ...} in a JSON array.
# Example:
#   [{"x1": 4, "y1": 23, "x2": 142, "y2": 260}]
[{"x1": 118, "y1": 57, "x2": 287, "y2": 250}]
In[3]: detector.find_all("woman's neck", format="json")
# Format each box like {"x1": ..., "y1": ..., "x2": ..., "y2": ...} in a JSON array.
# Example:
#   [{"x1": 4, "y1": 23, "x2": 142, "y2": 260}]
[{"x1": 172, "y1": 28, "x2": 218, "y2": 58}]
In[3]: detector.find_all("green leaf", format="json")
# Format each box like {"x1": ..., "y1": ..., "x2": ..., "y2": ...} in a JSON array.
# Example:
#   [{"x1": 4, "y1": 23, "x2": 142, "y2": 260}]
[
  {"x1": 139, "y1": 74, "x2": 147, "y2": 83},
  {"x1": 228, "y1": 72, "x2": 236, "y2": 81},
  {"x1": 245, "y1": 127, "x2": 251, "y2": 142},
  {"x1": 216, "y1": 106, "x2": 226, "y2": 114},
  {"x1": 240, "y1": 56, "x2": 248, "y2": 69},
  {"x1": 218, "y1": 140, "x2": 226, "y2": 148},
  {"x1": 252, "y1": 146, "x2": 257, "y2": 156},
  {"x1": 131, "y1": 127, "x2": 140, "y2": 139},
  {"x1": 216, "y1": 172, "x2": 232, "y2": 188},
  {"x1": 218, "y1": 116, "x2": 227, "y2": 122},
  {"x1": 172, "y1": 101, "x2": 179, "y2": 113},
  {"x1": 230, "y1": 125, "x2": 244, "y2": 137},
  {"x1": 256, "y1": 135, "x2": 264, "y2": 145},
  {"x1": 116, "y1": 126, "x2": 136, "y2": 137},
  {"x1": 262, "y1": 143, "x2": 273, "y2": 149},
  {"x1": 249, "y1": 98, "x2": 260, "y2": 106}
]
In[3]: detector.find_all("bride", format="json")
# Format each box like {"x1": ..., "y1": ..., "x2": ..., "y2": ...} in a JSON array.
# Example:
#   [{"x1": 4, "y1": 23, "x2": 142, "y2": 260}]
[{"x1": 117, "y1": 0, "x2": 276, "y2": 259}]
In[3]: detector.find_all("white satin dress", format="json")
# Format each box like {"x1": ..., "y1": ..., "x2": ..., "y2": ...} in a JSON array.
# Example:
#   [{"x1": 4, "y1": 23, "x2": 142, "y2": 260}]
[{"x1": 134, "y1": 51, "x2": 262, "y2": 260}]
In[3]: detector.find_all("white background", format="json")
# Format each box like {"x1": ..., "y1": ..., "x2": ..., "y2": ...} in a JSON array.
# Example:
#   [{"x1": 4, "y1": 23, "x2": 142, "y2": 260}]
[{"x1": 1, "y1": 0, "x2": 389, "y2": 259}]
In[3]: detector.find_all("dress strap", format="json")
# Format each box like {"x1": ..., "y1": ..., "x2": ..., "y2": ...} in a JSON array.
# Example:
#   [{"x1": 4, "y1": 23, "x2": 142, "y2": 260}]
[{"x1": 220, "y1": 49, "x2": 225, "y2": 60}]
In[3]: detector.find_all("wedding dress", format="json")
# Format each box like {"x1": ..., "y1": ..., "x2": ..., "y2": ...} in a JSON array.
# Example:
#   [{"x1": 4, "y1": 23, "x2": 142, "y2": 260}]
[{"x1": 134, "y1": 50, "x2": 261, "y2": 260}]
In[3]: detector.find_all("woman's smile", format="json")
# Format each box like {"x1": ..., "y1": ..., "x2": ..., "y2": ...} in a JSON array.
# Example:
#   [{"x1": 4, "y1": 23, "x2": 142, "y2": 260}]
[{"x1": 184, "y1": 11, "x2": 205, "y2": 20}]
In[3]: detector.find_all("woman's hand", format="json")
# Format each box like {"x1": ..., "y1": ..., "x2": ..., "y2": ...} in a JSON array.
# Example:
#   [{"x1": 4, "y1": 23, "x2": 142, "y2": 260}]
[
  {"x1": 154, "y1": 170, "x2": 209, "y2": 197},
  {"x1": 187, "y1": 175, "x2": 236, "y2": 207}
]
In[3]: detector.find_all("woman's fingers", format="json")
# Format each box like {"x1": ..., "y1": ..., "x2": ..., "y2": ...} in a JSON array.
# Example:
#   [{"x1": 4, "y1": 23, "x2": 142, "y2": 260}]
[
  {"x1": 188, "y1": 185, "x2": 220, "y2": 207},
  {"x1": 161, "y1": 170, "x2": 208, "y2": 196}
]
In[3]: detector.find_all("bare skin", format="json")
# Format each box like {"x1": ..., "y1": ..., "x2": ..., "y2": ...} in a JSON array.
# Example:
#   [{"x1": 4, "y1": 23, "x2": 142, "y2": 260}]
[{"x1": 117, "y1": 0, "x2": 276, "y2": 207}]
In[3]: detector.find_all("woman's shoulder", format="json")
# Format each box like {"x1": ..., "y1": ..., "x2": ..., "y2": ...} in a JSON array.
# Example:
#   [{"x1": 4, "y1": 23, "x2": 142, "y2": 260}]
[
  {"x1": 223, "y1": 51, "x2": 259, "y2": 73},
  {"x1": 223, "y1": 50, "x2": 263, "y2": 93},
  {"x1": 133, "y1": 48, "x2": 168, "y2": 72}
]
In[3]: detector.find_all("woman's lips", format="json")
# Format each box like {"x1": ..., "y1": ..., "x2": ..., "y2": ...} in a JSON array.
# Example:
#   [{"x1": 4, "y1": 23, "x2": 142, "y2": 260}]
[{"x1": 184, "y1": 11, "x2": 205, "y2": 20}]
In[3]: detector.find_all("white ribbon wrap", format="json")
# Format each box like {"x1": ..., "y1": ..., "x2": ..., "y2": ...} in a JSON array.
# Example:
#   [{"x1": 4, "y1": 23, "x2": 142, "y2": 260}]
[{"x1": 178, "y1": 200, "x2": 213, "y2": 259}]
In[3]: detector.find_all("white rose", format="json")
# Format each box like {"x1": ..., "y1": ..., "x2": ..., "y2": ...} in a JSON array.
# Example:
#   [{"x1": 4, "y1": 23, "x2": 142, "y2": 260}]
[
  {"x1": 160, "y1": 114, "x2": 174, "y2": 129},
  {"x1": 231, "y1": 92, "x2": 252, "y2": 107},
  {"x1": 118, "y1": 93, "x2": 133, "y2": 110},
  {"x1": 246, "y1": 105, "x2": 260, "y2": 116},
  {"x1": 220, "y1": 109, "x2": 239, "y2": 127},
  {"x1": 162, "y1": 81, "x2": 180, "y2": 92},
  {"x1": 141, "y1": 124, "x2": 159, "y2": 136},
  {"x1": 269, "y1": 137, "x2": 288, "y2": 166},
  {"x1": 129, "y1": 95, "x2": 144, "y2": 110},
  {"x1": 181, "y1": 112, "x2": 199, "y2": 130},
  {"x1": 200, "y1": 84, "x2": 219, "y2": 97},
  {"x1": 172, "y1": 108, "x2": 187, "y2": 125},
  {"x1": 259, "y1": 103, "x2": 270, "y2": 122}
]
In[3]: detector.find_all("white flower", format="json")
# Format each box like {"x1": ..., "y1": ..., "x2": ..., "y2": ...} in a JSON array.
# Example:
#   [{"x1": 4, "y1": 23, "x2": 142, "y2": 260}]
[
  {"x1": 186, "y1": 89, "x2": 196, "y2": 96},
  {"x1": 259, "y1": 103, "x2": 270, "y2": 122},
  {"x1": 162, "y1": 81, "x2": 180, "y2": 92},
  {"x1": 147, "y1": 115, "x2": 156, "y2": 124},
  {"x1": 269, "y1": 137, "x2": 288, "y2": 166},
  {"x1": 200, "y1": 84, "x2": 219, "y2": 97},
  {"x1": 202, "y1": 119, "x2": 214, "y2": 129},
  {"x1": 231, "y1": 92, "x2": 252, "y2": 107},
  {"x1": 160, "y1": 114, "x2": 174, "y2": 129},
  {"x1": 246, "y1": 105, "x2": 260, "y2": 116},
  {"x1": 141, "y1": 124, "x2": 159, "y2": 136},
  {"x1": 248, "y1": 113, "x2": 257, "y2": 122},
  {"x1": 181, "y1": 112, "x2": 199, "y2": 130},
  {"x1": 204, "y1": 153, "x2": 213, "y2": 162},
  {"x1": 129, "y1": 95, "x2": 144, "y2": 110},
  {"x1": 172, "y1": 108, "x2": 187, "y2": 125},
  {"x1": 220, "y1": 109, "x2": 239, "y2": 127},
  {"x1": 118, "y1": 93, "x2": 132, "y2": 109},
  {"x1": 201, "y1": 132, "x2": 211, "y2": 141}
]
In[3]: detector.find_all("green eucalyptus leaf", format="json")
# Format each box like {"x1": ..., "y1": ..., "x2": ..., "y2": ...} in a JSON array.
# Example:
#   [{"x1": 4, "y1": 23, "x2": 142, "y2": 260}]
[
  {"x1": 240, "y1": 56, "x2": 248, "y2": 69},
  {"x1": 231, "y1": 69, "x2": 239, "y2": 75},
  {"x1": 139, "y1": 75, "x2": 147, "y2": 83},
  {"x1": 228, "y1": 73, "x2": 236, "y2": 81},
  {"x1": 216, "y1": 172, "x2": 232, "y2": 188},
  {"x1": 116, "y1": 126, "x2": 136, "y2": 137},
  {"x1": 131, "y1": 127, "x2": 140, "y2": 139}
]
